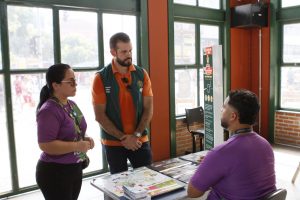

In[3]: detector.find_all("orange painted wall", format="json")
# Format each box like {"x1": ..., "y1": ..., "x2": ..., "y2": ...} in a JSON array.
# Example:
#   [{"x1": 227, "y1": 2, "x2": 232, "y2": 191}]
[
  {"x1": 230, "y1": 0, "x2": 270, "y2": 139},
  {"x1": 148, "y1": 0, "x2": 170, "y2": 161},
  {"x1": 147, "y1": 0, "x2": 272, "y2": 159},
  {"x1": 260, "y1": 26, "x2": 270, "y2": 139},
  {"x1": 230, "y1": 28, "x2": 252, "y2": 89}
]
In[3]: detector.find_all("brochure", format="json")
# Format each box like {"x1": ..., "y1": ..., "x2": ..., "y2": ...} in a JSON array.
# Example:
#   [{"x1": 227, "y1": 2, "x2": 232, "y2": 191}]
[
  {"x1": 149, "y1": 158, "x2": 191, "y2": 172},
  {"x1": 91, "y1": 167, "x2": 185, "y2": 199},
  {"x1": 177, "y1": 171, "x2": 196, "y2": 184},
  {"x1": 179, "y1": 150, "x2": 209, "y2": 164},
  {"x1": 161, "y1": 163, "x2": 198, "y2": 179},
  {"x1": 123, "y1": 184, "x2": 148, "y2": 199}
]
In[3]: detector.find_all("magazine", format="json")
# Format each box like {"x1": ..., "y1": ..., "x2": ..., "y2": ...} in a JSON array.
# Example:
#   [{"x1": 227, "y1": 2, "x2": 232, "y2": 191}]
[
  {"x1": 91, "y1": 167, "x2": 185, "y2": 199},
  {"x1": 177, "y1": 171, "x2": 196, "y2": 184},
  {"x1": 149, "y1": 158, "x2": 191, "y2": 172},
  {"x1": 123, "y1": 184, "x2": 150, "y2": 200},
  {"x1": 161, "y1": 163, "x2": 198, "y2": 179},
  {"x1": 179, "y1": 150, "x2": 209, "y2": 164}
]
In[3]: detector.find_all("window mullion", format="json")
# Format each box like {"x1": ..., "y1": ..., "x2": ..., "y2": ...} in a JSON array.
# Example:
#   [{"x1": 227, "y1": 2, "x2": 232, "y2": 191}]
[
  {"x1": 196, "y1": 22, "x2": 200, "y2": 107},
  {"x1": 53, "y1": 7, "x2": 61, "y2": 63},
  {"x1": 98, "y1": 11, "x2": 104, "y2": 69},
  {"x1": 1, "y1": 2, "x2": 19, "y2": 192}
]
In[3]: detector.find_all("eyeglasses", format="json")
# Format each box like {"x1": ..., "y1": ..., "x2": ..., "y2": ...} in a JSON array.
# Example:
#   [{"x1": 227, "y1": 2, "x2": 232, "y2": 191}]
[
  {"x1": 121, "y1": 77, "x2": 131, "y2": 90},
  {"x1": 61, "y1": 79, "x2": 77, "y2": 87}
]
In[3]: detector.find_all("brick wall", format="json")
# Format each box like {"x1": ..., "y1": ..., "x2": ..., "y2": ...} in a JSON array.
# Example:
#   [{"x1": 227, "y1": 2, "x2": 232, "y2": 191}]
[
  {"x1": 176, "y1": 111, "x2": 300, "y2": 154},
  {"x1": 176, "y1": 110, "x2": 300, "y2": 154},
  {"x1": 176, "y1": 118, "x2": 202, "y2": 156},
  {"x1": 275, "y1": 111, "x2": 300, "y2": 147}
]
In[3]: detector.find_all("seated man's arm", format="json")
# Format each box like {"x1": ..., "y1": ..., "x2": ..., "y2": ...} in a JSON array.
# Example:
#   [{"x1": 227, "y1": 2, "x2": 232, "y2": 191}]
[{"x1": 187, "y1": 182, "x2": 205, "y2": 198}]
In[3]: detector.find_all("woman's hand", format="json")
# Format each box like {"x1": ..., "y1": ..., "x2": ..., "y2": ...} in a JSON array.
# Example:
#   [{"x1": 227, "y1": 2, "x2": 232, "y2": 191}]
[
  {"x1": 75, "y1": 140, "x2": 91, "y2": 153},
  {"x1": 84, "y1": 137, "x2": 95, "y2": 149}
]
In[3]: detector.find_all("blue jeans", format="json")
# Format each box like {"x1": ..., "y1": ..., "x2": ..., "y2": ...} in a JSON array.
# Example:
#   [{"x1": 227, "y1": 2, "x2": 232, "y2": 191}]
[{"x1": 103, "y1": 142, "x2": 152, "y2": 174}]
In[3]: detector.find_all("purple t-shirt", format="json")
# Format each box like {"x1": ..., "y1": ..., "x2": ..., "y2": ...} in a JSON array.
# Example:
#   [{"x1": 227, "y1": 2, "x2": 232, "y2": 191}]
[
  {"x1": 190, "y1": 132, "x2": 276, "y2": 200},
  {"x1": 37, "y1": 99, "x2": 87, "y2": 164}
]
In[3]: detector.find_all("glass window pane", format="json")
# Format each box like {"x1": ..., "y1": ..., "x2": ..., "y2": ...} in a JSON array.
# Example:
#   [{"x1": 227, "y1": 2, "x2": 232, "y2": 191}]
[
  {"x1": 200, "y1": 25, "x2": 219, "y2": 64},
  {"x1": 0, "y1": 32, "x2": 2, "y2": 70},
  {"x1": 70, "y1": 71, "x2": 103, "y2": 172},
  {"x1": 281, "y1": 67, "x2": 300, "y2": 109},
  {"x1": 175, "y1": 69, "x2": 197, "y2": 115},
  {"x1": 11, "y1": 71, "x2": 103, "y2": 188},
  {"x1": 199, "y1": 68, "x2": 204, "y2": 108},
  {"x1": 174, "y1": 0, "x2": 196, "y2": 6},
  {"x1": 283, "y1": 23, "x2": 300, "y2": 63},
  {"x1": 0, "y1": 75, "x2": 12, "y2": 193},
  {"x1": 198, "y1": 0, "x2": 220, "y2": 9},
  {"x1": 11, "y1": 74, "x2": 43, "y2": 187},
  {"x1": 174, "y1": 22, "x2": 195, "y2": 65},
  {"x1": 60, "y1": 10, "x2": 98, "y2": 67},
  {"x1": 282, "y1": 0, "x2": 300, "y2": 8},
  {"x1": 8, "y1": 6, "x2": 53, "y2": 69},
  {"x1": 103, "y1": 13, "x2": 137, "y2": 66}
]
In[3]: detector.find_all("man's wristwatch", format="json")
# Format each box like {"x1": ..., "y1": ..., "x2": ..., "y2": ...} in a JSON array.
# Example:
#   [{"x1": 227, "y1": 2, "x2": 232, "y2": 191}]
[{"x1": 134, "y1": 132, "x2": 142, "y2": 138}]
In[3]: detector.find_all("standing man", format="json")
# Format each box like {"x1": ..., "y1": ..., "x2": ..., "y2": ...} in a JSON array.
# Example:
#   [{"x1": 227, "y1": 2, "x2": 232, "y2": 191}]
[
  {"x1": 92, "y1": 32, "x2": 153, "y2": 174},
  {"x1": 188, "y1": 89, "x2": 276, "y2": 200}
]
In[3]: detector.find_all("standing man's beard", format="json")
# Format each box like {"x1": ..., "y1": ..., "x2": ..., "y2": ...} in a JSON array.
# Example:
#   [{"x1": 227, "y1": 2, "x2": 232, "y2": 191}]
[
  {"x1": 116, "y1": 57, "x2": 132, "y2": 67},
  {"x1": 221, "y1": 118, "x2": 229, "y2": 129}
]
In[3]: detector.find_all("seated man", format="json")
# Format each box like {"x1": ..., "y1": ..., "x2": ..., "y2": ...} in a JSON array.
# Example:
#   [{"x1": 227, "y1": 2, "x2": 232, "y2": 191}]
[{"x1": 188, "y1": 89, "x2": 276, "y2": 200}]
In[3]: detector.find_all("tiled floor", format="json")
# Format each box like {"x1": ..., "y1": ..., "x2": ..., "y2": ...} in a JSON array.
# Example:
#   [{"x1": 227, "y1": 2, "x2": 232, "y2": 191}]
[
  {"x1": 273, "y1": 144, "x2": 300, "y2": 200},
  {"x1": 3, "y1": 176, "x2": 104, "y2": 200},
  {"x1": 3, "y1": 144, "x2": 300, "y2": 200}
]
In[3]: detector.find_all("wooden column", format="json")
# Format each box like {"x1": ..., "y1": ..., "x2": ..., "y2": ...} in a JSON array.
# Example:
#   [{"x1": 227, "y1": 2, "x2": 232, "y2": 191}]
[{"x1": 148, "y1": 0, "x2": 170, "y2": 161}]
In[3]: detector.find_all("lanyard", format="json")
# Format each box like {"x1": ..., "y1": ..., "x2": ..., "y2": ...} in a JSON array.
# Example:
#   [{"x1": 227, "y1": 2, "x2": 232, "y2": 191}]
[
  {"x1": 233, "y1": 128, "x2": 252, "y2": 134},
  {"x1": 51, "y1": 97, "x2": 83, "y2": 139},
  {"x1": 50, "y1": 97, "x2": 88, "y2": 162},
  {"x1": 230, "y1": 128, "x2": 252, "y2": 139}
]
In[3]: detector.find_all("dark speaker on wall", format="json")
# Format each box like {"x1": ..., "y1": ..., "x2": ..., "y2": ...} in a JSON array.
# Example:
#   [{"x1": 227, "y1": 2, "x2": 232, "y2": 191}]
[{"x1": 231, "y1": 3, "x2": 268, "y2": 28}]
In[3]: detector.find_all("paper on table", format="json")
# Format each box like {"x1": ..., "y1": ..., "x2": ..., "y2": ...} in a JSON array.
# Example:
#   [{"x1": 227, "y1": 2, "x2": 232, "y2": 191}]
[{"x1": 91, "y1": 167, "x2": 185, "y2": 198}]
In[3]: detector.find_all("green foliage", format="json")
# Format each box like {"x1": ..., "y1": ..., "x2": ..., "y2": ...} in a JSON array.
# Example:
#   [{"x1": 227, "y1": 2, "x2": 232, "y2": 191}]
[{"x1": 61, "y1": 34, "x2": 98, "y2": 67}]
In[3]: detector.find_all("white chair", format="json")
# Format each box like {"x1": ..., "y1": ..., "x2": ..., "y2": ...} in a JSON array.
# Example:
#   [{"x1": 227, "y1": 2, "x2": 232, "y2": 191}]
[
  {"x1": 292, "y1": 162, "x2": 300, "y2": 184},
  {"x1": 260, "y1": 188, "x2": 287, "y2": 200}
]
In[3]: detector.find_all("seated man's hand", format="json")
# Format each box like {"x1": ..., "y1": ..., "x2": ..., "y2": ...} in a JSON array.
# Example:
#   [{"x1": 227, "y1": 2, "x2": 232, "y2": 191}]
[{"x1": 198, "y1": 156, "x2": 205, "y2": 163}]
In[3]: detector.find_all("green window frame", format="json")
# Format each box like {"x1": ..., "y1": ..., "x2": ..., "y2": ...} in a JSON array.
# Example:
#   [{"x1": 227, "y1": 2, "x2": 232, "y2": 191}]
[
  {"x1": 168, "y1": 0, "x2": 228, "y2": 157},
  {"x1": 174, "y1": 0, "x2": 222, "y2": 10},
  {"x1": 276, "y1": 2, "x2": 300, "y2": 111},
  {"x1": 0, "y1": 0, "x2": 147, "y2": 198},
  {"x1": 279, "y1": 21, "x2": 300, "y2": 111},
  {"x1": 173, "y1": 19, "x2": 222, "y2": 117}
]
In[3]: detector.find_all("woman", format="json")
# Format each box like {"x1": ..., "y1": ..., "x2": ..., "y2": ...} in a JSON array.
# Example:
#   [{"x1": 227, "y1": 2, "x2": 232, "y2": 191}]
[{"x1": 36, "y1": 63, "x2": 94, "y2": 200}]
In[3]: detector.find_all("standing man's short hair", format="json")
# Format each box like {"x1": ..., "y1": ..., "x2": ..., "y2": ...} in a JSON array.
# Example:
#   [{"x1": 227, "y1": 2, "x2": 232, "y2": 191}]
[
  {"x1": 109, "y1": 32, "x2": 131, "y2": 49},
  {"x1": 227, "y1": 89, "x2": 260, "y2": 125}
]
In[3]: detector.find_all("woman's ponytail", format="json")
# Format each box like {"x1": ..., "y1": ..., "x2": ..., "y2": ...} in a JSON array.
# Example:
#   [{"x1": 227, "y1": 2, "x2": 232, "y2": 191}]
[{"x1": 36, "y1": 85, "x2": 51, "y2": 112}]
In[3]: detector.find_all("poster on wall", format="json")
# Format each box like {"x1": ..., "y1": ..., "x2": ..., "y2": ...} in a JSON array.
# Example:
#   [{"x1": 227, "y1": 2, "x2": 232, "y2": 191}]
[
  {"x1": 203, "y1": 47, "x2": 214, "y2": 150},
  {"x1": 203, "y1": 45, "x2": 223, "y2": 150}
]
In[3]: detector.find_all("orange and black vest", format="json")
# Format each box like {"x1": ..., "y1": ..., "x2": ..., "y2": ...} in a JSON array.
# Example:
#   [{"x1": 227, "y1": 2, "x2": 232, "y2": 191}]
[{"x1": 98, "y1": 64, "x2": 147, "y2": 141}]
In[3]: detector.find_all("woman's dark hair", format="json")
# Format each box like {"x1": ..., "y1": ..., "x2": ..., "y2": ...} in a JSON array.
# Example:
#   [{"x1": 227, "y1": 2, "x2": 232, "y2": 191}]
[
  {"x1": 36, "y1": 63, "x2": 71, "y2": 112},
  {"x1": 109, "y1": 32, "x2": 131, "y2": 49},
  {"x1": 228, "y1": 89, "x2": 260, "y2": 125}
]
